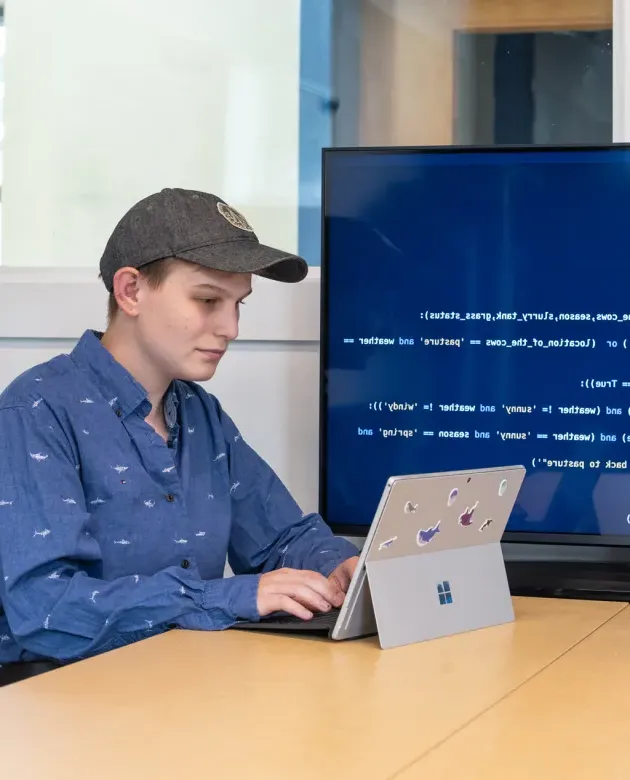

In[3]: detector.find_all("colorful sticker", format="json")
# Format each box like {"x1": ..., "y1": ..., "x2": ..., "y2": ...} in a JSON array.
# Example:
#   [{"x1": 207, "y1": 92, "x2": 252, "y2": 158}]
[
  {"x1": 447, "y1": 488, "x2": 458, "y2": 507},
  {"x1": 378, "y1": 536, "x2": 398, "y2": 551},
  {"x1": 479, "y1": 517, "x2": 493, "y2": 532},
  {"x1": 498, "y1": 479, "x2": 508, "y2": 497},
  {"x1": 458, "y1": 500, "x2": 479, "y2": 527},
  {"x1": 404, "y1": 501, "x2": 418, "y2": 514},
  {"x1": 416, "y1": 520, "x2": 441, "y2": 547}
]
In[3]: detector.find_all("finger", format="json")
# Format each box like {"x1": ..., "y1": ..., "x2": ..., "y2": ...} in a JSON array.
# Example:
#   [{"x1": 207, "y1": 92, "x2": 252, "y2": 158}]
[
  {"x1": 275, "y1": 595, "x2": 313, "y2": 621},
  {"x1": 329, "y1": 569, "x2": 351, "y2": 593},
  {"x1": 294, "y1": 571, "x2": 345, "y2": 606},
  {"x1": 285, "y1": 583, "x2": 335, "y2": 613}
]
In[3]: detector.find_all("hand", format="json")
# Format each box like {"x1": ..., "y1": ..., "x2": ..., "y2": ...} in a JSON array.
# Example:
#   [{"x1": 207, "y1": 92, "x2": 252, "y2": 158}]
[
  {"x1": 257, "y1": 568, "x2": 345, "y2": 621},
  {"x1": 328, "y1": 556, "x2": 360, "y2": 594}
]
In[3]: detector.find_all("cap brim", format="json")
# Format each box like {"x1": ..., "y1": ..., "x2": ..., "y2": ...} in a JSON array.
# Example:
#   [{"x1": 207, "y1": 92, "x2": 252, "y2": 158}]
[{"x1": 175, "y1": 239, "x2": 308, "y2": 283}]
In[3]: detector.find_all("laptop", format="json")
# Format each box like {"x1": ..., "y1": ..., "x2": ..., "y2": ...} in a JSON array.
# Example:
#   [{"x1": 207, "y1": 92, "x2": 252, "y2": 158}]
[{"x1": 233, "y1": 465, "x2": 526, "y2": 649}]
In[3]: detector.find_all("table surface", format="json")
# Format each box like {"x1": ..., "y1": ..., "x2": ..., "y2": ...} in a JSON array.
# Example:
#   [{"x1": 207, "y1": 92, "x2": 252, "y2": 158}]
[
  {"x1": 397, "y1": 600, "x2": 630, "y2": 780},
  {"x1": 0, "y1": 597, "x2": 624, "y2": 780}
]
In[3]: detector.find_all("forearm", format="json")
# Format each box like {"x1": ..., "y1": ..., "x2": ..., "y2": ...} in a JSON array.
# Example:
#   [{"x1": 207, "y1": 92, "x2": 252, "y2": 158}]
[
  {"x1": 5, "y1": 566, "x2": 261, "y2": 662},
  {"x1": 262, "y1": 513, "x2": 360, "y2": 576}
]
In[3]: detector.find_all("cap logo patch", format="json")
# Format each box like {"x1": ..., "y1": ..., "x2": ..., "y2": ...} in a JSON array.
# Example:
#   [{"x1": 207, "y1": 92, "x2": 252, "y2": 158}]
[{"x1": 217, "y1": 202, "x2": 253, "y2": 232}]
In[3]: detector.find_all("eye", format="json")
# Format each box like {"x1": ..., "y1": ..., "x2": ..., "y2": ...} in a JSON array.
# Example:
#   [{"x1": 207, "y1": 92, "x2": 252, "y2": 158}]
[{"x1": 200, "y1": 298, "x2": 218, "y2": 305}]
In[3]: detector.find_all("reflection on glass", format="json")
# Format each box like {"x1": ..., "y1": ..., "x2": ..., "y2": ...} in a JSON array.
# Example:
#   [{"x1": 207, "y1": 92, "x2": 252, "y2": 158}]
[
  {"x1": 332, "y1": 0, "x2": 614, "y2": 148},
  {"x1": 455, "y1": 30, "x2": 613, "y2": 146}
]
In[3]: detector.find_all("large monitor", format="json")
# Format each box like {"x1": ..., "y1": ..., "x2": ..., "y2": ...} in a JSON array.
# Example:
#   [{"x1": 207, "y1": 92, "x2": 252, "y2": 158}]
[{"x1": 320, "y1": 144, "x2": 630, "y2": 561}]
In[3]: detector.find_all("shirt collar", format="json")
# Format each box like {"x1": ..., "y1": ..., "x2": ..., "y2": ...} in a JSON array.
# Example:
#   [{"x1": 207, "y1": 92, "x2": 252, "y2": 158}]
[{"x1": 70, "y1": 330, "x2": 178, "y2": 424}]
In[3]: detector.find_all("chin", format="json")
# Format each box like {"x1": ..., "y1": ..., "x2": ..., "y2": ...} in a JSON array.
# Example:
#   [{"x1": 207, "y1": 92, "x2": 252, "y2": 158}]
[{"x1": 179, "y1": 363, "x2": 219, "y2": 383}]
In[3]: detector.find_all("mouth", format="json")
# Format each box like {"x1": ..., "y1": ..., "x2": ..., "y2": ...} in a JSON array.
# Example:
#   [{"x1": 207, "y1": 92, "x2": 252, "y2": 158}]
[{"x1": 197, "y1": 348, "x2": 226, "y2": 361}]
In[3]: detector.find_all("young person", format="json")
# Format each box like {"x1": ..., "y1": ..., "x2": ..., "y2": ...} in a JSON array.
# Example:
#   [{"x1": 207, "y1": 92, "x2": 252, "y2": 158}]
[{"x1": 0, "y1": 188, "x2": 359, "y2": 669}]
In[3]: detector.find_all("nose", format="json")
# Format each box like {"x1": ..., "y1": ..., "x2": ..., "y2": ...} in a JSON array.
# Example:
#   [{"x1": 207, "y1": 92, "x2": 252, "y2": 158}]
[{"x1": 215, "y1": 305, "x2": 240, "y2": 342}]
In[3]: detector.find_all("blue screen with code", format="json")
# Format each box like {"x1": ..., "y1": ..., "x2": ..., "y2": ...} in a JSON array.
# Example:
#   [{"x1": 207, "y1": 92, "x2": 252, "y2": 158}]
[{"x1": 321, "y1": 146, "x2": 630, "y2": 537}]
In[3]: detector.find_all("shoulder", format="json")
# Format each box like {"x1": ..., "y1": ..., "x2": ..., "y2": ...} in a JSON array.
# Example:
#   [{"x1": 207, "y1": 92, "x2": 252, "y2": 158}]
[{"x1": 0, "y1": 353, "x2": 78, "y2": 413}]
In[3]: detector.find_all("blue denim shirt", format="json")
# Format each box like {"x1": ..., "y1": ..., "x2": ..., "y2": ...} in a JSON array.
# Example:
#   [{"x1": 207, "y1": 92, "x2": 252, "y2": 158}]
[{"x1": 0, "y1": 330, "x2": 358, "y2": 664}]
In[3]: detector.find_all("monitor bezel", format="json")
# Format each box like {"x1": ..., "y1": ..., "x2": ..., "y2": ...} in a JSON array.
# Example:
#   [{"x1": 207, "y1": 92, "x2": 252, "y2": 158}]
[{"x1": 318, "y1": 141, "x2": 630, "y2": 545}]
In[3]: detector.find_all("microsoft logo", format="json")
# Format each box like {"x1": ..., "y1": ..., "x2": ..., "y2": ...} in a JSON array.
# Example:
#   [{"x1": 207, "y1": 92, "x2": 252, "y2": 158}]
[{"x1": 437, "y1": 580, "x2": 453, "y2": 605}]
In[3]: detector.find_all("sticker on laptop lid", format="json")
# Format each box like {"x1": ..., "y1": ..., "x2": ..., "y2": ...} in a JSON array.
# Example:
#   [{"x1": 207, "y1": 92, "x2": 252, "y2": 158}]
[
  {"x1": 458, "y1": 500, "x2": 478, "y2": 527},
  {"x1": 447, "y1": 488, "x2": 458, "y2": 507},
  {"x1": 498, "y1": 479, "x2": 508, "y2": 497},
  {"x1": 404, "y1": 501, "x2": 418, "y2": 514},
  {"x1": 416, "y1": 520, "x2": 440, "y2": 547},
  {"x1": 378, "y1": 536, "x2": 398, "y2": 551},
  {"x1": 479, "y1": 517, "x2": 493, "y2": 532}
]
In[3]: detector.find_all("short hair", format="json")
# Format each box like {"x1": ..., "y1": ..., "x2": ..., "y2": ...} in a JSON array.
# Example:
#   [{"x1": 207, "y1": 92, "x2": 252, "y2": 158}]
[{"x1": 106, "y1": 257, "x2": 178, "y2": 326}]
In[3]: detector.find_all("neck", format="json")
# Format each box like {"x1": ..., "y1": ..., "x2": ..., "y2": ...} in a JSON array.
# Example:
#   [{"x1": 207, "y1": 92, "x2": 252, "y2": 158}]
[{"x1": 100, "y1": 322, "x2": 170, "y2": 419}]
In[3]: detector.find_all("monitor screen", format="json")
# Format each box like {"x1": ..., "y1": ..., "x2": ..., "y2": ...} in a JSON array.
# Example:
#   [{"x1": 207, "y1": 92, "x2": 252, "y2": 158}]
[{"x1": 320, "y1": 145, "x2": 630, "y2": 541}]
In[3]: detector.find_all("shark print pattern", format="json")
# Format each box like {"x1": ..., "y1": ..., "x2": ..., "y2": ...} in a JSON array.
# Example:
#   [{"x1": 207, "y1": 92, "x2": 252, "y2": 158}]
[{"x1": 0, "y1": 329, "x2": 360, "y2": 663}]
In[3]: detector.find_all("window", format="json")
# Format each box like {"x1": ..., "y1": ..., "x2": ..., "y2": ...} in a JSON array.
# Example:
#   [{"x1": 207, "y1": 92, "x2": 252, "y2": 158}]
[{"x1": 297, "y1": 0, "x2": 620, "y2": 266}]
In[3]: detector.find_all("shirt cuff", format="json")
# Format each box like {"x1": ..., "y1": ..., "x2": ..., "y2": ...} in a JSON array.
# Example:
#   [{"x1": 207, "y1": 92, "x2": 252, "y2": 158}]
[{"x1": 202, "y1": 573, "x2": 261, "y2": 624}]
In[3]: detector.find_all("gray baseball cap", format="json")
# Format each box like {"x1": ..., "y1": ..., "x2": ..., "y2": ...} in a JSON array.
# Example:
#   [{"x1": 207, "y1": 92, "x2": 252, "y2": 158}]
[{"x1": 99, "y1": 187, "x2": 308, "y2": 292}]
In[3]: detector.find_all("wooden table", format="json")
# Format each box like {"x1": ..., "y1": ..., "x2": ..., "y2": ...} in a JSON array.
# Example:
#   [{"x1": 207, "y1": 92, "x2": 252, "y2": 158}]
[
  {"x1": 397, "y1": 601, "x2": 630, "y2": 780},
  {"x1": 0, "y1": 597, "x2": 623, "y2": 780}
]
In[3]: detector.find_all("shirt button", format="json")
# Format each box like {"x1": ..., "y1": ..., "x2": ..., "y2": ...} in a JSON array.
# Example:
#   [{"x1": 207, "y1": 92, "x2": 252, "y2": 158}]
[
  {"x1": 168, "y1": 623, "x2": 177, "y2": 630},
  {"x1": 165, "y1": 493, "x2": 175, "y2": 503},
  {"x1": 180, "y1": 559, "x2": 190, "y2": 569},
  {"x1": 115, "y1": 409, "x2": 122, "y2": 418}
]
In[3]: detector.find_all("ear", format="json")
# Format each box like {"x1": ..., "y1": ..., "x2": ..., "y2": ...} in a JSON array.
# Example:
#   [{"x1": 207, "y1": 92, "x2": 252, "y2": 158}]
[{"x1": 111, "y1": 267, "x2": 142, "y2": 318}]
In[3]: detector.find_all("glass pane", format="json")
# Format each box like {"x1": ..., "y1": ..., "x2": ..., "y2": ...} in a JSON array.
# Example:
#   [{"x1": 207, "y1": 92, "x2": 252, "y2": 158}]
[
  {"x1": 292, "y1": 0, "x2": 615, "y2": 265},
  {"x1": 455, "y1": 29, "x2": 613, "y2": 146},
  {"x1": 331, "y1": 0, "x2": 614, "y2": 148}
]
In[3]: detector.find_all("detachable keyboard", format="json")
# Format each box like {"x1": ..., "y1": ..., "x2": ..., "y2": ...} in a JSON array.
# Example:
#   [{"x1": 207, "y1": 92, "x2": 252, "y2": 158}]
[{"x1": 233, "y1": 607, "x2": 341, "y2": 633}]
